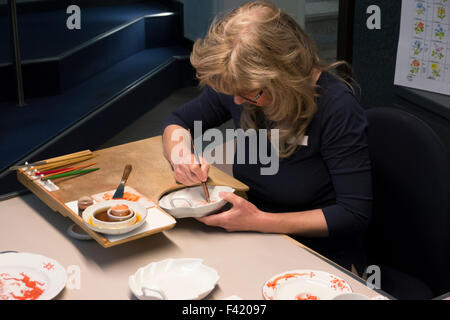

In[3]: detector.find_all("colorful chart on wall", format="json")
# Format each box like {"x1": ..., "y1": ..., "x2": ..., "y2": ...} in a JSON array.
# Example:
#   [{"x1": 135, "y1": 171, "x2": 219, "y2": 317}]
[{"x1": 394, "y1": 0, "x2": 450, "y2": 95}]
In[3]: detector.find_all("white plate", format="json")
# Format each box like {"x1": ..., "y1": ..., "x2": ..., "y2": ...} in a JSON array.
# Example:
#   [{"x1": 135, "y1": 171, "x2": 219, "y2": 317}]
[
  {"x1": 262, "y1": 270, "x2": 352, "y2": 300},
  {"x1": 158, "y1": 186, "x2": 234, "y2": 218},
  {"x1": 0, "y1": 252, "x2": 66, "y2": 300},
  {"x1": 128, "y1": 258, "x2": 219, "y2": 300},
  {"x1": 82, "y1": 200, "x2": 147, "y2": 235}
]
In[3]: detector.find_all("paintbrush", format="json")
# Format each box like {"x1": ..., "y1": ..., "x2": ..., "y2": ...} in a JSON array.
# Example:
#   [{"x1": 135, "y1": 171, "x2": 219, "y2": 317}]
[
  {"x1": 41, "y1": 168, "x2": 99, "y2": 180},
  {"x1": 9, "y1": 150, "x2": 92, "y2": 170},
  {"x1": 188, "y1": 129, "x2": 210, "y2": 203}
]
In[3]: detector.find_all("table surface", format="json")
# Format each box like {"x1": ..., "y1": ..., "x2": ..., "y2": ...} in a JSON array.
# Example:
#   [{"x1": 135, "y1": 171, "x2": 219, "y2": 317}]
[
  {"x1": 15, "y1": 136, "x2": 249, "y2": 248},
  {"x1": 0, "y1": 194, "x2": 388, "y2": 300},
  {"x1": 1, "y1": 137, "x2": 390, "y2": 300}
]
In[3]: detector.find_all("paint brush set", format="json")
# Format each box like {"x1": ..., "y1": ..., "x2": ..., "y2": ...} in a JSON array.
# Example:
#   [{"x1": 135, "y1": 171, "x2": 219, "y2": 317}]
[{"x1": 11, "y1": 150, "x2": 100, "y2": 190}]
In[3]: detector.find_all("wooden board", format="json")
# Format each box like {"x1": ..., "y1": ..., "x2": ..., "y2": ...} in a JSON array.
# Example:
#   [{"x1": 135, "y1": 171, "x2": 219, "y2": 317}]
[{"x1": 17, "y1": 136, "x2": 249, "y2": 248}]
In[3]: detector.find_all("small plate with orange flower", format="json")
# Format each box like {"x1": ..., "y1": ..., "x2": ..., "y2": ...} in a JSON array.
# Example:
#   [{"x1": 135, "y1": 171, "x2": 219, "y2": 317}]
[{"x1": 262, "y1": 270, "x2": 352, "y2": 300}]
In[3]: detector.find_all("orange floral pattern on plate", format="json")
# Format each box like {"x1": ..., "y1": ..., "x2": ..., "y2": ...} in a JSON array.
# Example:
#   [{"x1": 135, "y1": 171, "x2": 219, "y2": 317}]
[
  {"x1": 0, "y1": 273, "x2": 45, "y2": 300},
  {"x1": 43, "y1": 262, "x2": 55, "y2": 271},
  {"x1": 329, "y1": 275, "x2": 350, "y2": 291},
  {"x1": 102, "y1": 192, "x2": 141, "y2": 202},
  {"x1": 266, "y1": 272, "x2": 316, "y2": 289},
  {"x1": 296, "y1": 293, "x2": 319, "y2": 300}
]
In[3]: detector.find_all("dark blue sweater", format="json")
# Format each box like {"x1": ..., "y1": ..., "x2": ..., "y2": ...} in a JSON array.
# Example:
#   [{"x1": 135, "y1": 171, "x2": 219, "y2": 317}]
[{"x1": 163, "y1": 71, "x2": 373, "y2": 272}]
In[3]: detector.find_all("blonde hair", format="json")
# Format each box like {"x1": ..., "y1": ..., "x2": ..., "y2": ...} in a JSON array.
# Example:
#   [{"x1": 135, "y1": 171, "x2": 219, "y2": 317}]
[{"x1": 191, "y1": 1, "x2": 355, "y2": 158}]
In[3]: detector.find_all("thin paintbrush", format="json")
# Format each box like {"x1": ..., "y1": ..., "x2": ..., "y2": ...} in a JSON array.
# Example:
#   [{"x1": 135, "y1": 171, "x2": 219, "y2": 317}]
[
  {"x1": 39, "y1": 162, "x2": 97, "y2": 179},
  {"x1": 188, "y1": 129, "x2": 210, "y2": 203},
  {"x1": 42, "y1": 168, "x2": 99, "y2": 180},
  {"x1": 9, "y1": 150, "x2": 92, "y2": 170},
  {"x1": 35, "y1": 167, "x2": 74, "y2": 176},
  {"x1": 33, "y1": 155, "x2": 94, "y2": 172}
]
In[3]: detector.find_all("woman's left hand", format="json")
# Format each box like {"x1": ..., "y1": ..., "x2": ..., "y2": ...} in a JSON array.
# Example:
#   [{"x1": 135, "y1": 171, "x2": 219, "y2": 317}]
[{"x1": 196, "y1": 192, "x2": 265, "y2": 232}]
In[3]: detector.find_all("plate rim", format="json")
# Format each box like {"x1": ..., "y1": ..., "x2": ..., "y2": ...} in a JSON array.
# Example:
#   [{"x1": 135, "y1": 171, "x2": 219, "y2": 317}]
[{"x1": 261, "y1": 269, "x2": 353, "y2": 300}]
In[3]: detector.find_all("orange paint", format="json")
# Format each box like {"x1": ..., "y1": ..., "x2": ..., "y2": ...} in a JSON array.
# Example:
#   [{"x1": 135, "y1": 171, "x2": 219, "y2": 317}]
[
  {"x1": 111, "y1": 204, "x2": 129, "y2": 211},
  {"x1": 103, "y1": 192, "x2": 141, "y2": 202},
  {"x1": 330, "y1": 276, "x2": 348, "y2": 291},
  {"x1": 88, "y1": 214, "x2": 141, "y2": 228},
  {"x1": 1, "y1": 273, "x2": 45, "y2": 300},
  {"x1": 43, "y1": 262, "x2": 55, "y2": 271},
  {"x1": 296, "y1": 293, "x2": 319, "y2": 300},
  {"x1": 266, "y1": 272, "x2": 316, "y2": 289}
]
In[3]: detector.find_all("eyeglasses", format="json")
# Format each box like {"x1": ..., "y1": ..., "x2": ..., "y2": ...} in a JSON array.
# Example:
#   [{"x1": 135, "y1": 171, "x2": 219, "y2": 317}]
[{"x1": 239, "y1": 89, "x2": 264, "y2": 104}]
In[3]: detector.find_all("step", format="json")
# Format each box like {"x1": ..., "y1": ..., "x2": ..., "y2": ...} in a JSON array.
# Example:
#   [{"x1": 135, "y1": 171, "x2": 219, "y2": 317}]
[
  {"x1": 0, "y1": 2, "x2": 175, "y2": 62},
  {"x1": 0, "y1": 45, "x2": 192, "y2": 175},
  {"x1": 0, "y1": 2, "x2": 182, "y2": 101}
]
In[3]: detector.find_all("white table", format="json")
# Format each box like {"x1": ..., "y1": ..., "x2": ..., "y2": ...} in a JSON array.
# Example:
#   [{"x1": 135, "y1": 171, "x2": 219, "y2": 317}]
[{"x1": 0, "y1": 193, "x2": 390, "y2": 300}]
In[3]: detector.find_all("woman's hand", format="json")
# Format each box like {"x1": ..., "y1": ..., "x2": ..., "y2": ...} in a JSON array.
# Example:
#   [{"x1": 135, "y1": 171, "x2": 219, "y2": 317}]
[
  {"x1": 172, "y1": 150, "x2": 210, "y2": 186},
  {"x1": 197, "y1": 192, "x2": 329, "y2": 236},
  {"x1": 162, "y1": 125, "x2": 210, "y2": 186},
  {"x1": 196, "y1": 192, "x2": 266, "y2": 232}
]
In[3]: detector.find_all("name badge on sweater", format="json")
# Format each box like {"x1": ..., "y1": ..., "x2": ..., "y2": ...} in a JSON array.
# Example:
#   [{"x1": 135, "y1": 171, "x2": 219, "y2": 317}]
[{"x1": 288, "y1": 135, "x2": 309, "y2": 146}]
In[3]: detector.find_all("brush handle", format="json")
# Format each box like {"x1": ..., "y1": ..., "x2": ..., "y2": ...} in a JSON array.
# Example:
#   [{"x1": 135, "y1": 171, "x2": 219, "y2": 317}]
[
  {"x1": 35, "y1": 167, "x2": 73, "y2": 176},
  {"x1": 10, "y1": 150, "x2": 93, "y2": 170},
  {"x1": 42, "y1": 168, "x2": 99, "y2": 180},
  {"x1": 34, "y1": 155, "x2": 94, "y2": 171},
  {"x1": 42, "y1": 150, "x2": 92, "y2": 164},
  {"x1": 188, "y1": 129, "x2": 210, "y2": 202},
  {"x1": 40, "y1": 163, "x2": 97, "y2": 179},
  {"x1": 121, "y1": 164, "x2": 132, "y2": 183}
]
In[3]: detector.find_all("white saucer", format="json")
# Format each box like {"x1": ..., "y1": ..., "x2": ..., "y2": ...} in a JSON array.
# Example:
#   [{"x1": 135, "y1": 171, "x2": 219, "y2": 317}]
[{"x1": 66, "y1": 224, "x2": 93, "y2": 241}]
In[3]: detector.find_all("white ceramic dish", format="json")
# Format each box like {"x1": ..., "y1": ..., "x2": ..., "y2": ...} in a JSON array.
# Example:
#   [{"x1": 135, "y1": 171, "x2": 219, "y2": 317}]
[
  {"x1": 128, "y1": 258, "x2": 219, "y2": 300},
  {"x1": 158, "y1": 186, "x2": 235, "y2": 218},
  {"x1": 0, "y1": 252, "x2": 66, "y2": 300},
  {"x1": 107, "y1": 207, "x2": 134, "y2": 221},
  {"x1": 82, "y1": 200, "x2": 147, "y2": 235},
  {"x1": 92, "y1": 209, "x2": 137, "y2": 229},
  {"x1": 66, "y1": 224, "x2": 93, "y2": 241},
  {"x1": 262, "y1": 270, "x2": 352, "y2": 300}
]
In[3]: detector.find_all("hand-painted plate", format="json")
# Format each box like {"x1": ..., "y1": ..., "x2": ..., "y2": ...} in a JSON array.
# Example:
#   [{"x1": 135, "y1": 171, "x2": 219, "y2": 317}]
[
  {"x1": 262, "y1": 270, "x2": 352, "y2": 300},
  {"x1": 0, "y1": 252, "x2": 66, "y2": 300}
]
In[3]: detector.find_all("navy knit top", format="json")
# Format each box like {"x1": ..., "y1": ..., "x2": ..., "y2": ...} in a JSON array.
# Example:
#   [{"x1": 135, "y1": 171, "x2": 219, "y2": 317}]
[{"x1": 163, "y1": 71, "x2": 373, "y2": 271}]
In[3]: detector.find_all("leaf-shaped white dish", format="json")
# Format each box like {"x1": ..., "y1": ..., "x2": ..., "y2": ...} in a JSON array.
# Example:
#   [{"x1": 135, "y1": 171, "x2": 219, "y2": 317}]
[
  {"x1": 159, "y1": 185, "x2": 234, "y2": 219},
  {"x1": 128, "y1": 258, "x2": 219, "y2": 300}
]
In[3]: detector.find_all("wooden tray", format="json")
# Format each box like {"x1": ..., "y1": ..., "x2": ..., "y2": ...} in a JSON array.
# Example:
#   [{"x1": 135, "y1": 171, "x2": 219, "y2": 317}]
[{"x1": 17, "y1": 136, "x2": 249, "y2": 248}]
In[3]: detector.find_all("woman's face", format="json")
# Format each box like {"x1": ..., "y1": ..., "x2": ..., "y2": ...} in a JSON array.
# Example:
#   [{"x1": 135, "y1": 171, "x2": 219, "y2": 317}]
[{"x1": 233, "y1": 90, "x2": 272, "y2": 107}]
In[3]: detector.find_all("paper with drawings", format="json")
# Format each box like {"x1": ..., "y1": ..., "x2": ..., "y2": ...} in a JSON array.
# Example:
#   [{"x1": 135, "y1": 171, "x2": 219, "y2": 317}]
[{"x1": 394, "y1": 0, "x2": 450, "y2": 95}]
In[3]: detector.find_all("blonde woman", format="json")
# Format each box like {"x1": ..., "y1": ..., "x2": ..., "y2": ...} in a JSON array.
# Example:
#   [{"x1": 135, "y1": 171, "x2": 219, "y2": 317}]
[{"x1": 162, "y1": 1, "x2": 372, "y2": 274}]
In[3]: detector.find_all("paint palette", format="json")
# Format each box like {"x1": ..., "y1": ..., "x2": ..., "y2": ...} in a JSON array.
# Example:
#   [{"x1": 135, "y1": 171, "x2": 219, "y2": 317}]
[{"x1": 0, "y1": 252, "x2": 66, "y2": 300}]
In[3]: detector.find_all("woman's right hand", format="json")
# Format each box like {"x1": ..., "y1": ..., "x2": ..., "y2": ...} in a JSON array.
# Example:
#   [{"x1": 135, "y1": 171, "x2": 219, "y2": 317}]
[
  {"x1": 172, "y1": 151, "x2": 210, "y2": 186},
  {"x1": 163, "y1": 125, "x2": 210, "y2": 186}
]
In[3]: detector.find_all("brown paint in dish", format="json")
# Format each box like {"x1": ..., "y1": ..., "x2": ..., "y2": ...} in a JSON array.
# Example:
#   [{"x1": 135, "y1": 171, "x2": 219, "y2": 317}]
[{"x1": 89, "y1": 208, "x2": 141, "y2": 227}]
